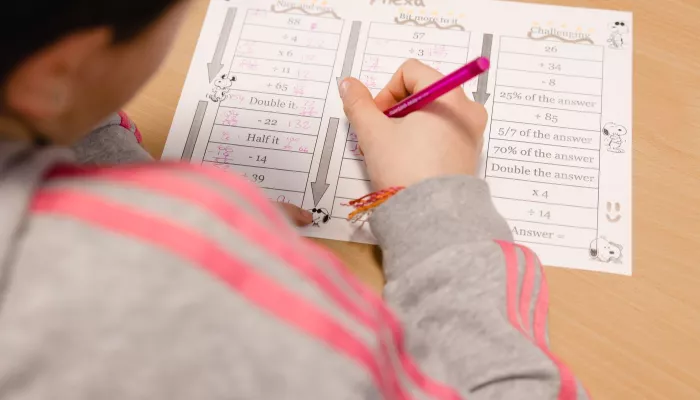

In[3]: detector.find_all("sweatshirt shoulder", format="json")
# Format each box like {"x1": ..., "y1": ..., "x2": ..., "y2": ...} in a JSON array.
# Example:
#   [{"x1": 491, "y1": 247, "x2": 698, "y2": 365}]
[{"x1": 0, "y1": 163, "x2": 389, "y2": 399}]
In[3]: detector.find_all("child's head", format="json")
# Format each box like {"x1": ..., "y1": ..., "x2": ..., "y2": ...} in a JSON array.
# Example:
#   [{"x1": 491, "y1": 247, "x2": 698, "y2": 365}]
[{"x1": 0, "y1": 1, "x2": 189, "y2": 144}]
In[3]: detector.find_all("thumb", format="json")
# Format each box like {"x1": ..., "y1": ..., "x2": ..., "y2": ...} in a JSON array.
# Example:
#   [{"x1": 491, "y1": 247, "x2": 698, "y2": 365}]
[{"x1": 339, "y1": 78, "x2": 388, "y2": 140}]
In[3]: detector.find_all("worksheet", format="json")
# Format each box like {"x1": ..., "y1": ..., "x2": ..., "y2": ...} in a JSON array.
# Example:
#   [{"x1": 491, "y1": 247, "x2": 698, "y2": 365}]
[{"x1": 163, "y1": 0, "x2": 633, "y2": 275}]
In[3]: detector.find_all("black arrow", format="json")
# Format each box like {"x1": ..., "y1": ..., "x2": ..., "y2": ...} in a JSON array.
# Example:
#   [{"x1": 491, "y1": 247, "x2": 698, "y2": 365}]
[
  {"x1": 182, "y1": 101, "x2": 208, "y2": 161},
  {"x1": 473, "y1": 33, "x2": 493, "y2": 104},
  {"x1": 311, "y1": 118, "x2": 340, "y2": 206},
  {"x1": 207, "y1": 8, "x2": 236, "y2": 82}
]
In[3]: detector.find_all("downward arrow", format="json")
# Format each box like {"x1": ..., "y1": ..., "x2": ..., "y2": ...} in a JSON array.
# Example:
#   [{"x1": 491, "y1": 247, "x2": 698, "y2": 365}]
[
  {"x1": 182, "y1": 101, "x2": 208, "y2": 161},
  {"x1": 336, "y1": 21, "x2": 362, "y2": 88},
  {"x1": 473, "y1": 33, "x2": 493, "y2": 105},
  {"x1": 311, "y1": 118, "x2": 340, "y2": 206},
  {"x1": 207, "y1": 8, "x2": 236, "y2": 82}
]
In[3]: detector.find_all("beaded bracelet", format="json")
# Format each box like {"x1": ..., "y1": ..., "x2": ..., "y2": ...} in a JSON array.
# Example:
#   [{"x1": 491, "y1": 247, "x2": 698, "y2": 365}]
[{"x1": 344, "y1": 186, "x2": 405, "y2": 223}]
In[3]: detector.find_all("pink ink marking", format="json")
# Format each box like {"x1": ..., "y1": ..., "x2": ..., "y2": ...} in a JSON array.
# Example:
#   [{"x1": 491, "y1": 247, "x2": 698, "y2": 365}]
[
  {"x1": 348, "y1": 131, "x2": 359, "y2": 141},
  {"x1": 310, "y1": 22, "x2": 318, "y2": 31},
  {"x1": 239, "y1": 59, "x2": 259, "y2": 70},
  {"x1": 284, "y1": 137, "x2": 300, "y2": 150},
  {"x1": 293, "y1": 84, "x2": 306, "y2": 96},
  {"x1": 350, "y1": 143, "x2": 363, "y2": 157},
  {"x1": 361, "y1": 75, "x2": 378, "y2": 89},
  {"x1": 432, "y1": 45, "x2": 448, "y2": 59},
  {"x1": 289, "y1": 120, "x2": 311, "y2": 130},
  {"x1": 307, "y1": 38, "x2": 326, "y2": 48},
  {"x1": 237, "y1": 42, "x2": 255, "y2": 55},
  {"x1": 364, "y1": 57, "x2": 381, "y2": 72},
  {"x1": 300, "y1": 100, "x2": 318, "y2": 117},
  {"x1": 230, "y1": 94, "x2": 246, "y2": 104},
  {"x1": 222, "y1": 110, "x2": 239, "y2": 126},
  {"x1": 222, "y1": 132, "x2": 231, "y2": 142},
  {"x1": 299, "y1": 146, "x2": 309, "y2": 153}
]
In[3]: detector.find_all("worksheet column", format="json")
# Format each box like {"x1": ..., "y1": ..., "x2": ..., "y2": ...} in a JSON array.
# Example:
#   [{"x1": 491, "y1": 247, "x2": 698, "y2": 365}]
[
  {"x1": 333, "y1": 23, "x2": 471, "y2": 218},
  {"x1": 486, "y1": 37, "x2": 604, "y2": 249},
  {"x1": 203, "y1": 10, "x2": 343, "y2": 207}
]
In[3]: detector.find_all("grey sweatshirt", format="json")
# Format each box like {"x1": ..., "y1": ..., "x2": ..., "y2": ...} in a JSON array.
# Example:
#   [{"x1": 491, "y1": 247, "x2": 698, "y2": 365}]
[{"x1": 0, "y1": 114, "x2": 588, "y2": 399}]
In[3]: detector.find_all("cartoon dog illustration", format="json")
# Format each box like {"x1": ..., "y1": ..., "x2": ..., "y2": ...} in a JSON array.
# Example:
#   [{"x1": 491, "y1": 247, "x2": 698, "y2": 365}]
[
  {"x1": 607, "y1": 21, "x2": 629, "y2": 49},
  {"x1": 310, "y1": 208, "x2": 330, "y2": 227},
  {"x1": 589, "y1": 237, "x2": 623, "y2": 263},
  {"x1": 208, "y1": 73, "x2": 237, "y2": 103},
  {"x1": 602, "y1": 122, "x2": 628, "y2": 153}
]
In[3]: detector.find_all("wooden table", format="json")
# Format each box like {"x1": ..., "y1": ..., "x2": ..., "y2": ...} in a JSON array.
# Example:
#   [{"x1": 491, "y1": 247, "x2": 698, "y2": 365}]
[{"x1": 125, "y1": 0, "x2": 700, "y2": 398}]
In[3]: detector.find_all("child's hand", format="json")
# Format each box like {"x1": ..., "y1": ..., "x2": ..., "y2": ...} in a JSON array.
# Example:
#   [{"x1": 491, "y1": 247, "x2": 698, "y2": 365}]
[
  {"x1": 339, "y1": 59, "x2": 487, "y2": 190},
  {"x1": 278, "y1": 203, "x2": 314, "y2": 227}
]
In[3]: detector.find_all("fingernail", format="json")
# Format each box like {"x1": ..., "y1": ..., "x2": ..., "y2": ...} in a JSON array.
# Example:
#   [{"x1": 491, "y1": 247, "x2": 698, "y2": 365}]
[
  {"x1": 339, "y1": 79, "x2": 350, "y2": 98},
  {"x1": 301, "y1": 209, "x2": 313, "y2": 222}
]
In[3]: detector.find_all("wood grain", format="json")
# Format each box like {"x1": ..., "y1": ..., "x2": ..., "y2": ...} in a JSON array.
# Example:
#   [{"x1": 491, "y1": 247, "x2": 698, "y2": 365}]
[{"x1": 124, "y1": 1, "x2": 700, "y2": 398}]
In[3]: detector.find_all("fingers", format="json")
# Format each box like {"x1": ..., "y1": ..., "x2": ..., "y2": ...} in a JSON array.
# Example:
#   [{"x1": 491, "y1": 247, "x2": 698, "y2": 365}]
[
  {"x1": 277, "y1": 202, "x2": 313, "y2": 227},
  {"x1": 339, "y1": 77, "x2": 390, "y2": 149},
  {"x1": 373, "y1": 59, "x2": 446, "y2": 110}
]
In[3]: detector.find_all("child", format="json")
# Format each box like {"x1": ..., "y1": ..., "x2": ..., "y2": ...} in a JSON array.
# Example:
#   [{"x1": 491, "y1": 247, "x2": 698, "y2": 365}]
[{"x1": 0, "y1": 1, "x2": 588, "y2": 399}]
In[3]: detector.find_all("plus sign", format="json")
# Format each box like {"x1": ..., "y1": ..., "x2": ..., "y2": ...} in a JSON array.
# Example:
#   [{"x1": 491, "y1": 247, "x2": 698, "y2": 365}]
[
  {"x1": 535, "y1": 114, "x2": 541, "y2": 119},
  {"x1": 409, "y1": 48, "x2": 415, "y2": 54},
  {"x1": 267, "y1": 83, "x2": 273, "y2": 88},
  {"x1": 528, "y1": 209, "x2": 535, "y2": 216},
  {"x1": 272, "y1": 67, "x2": 279, "y2": 72}
]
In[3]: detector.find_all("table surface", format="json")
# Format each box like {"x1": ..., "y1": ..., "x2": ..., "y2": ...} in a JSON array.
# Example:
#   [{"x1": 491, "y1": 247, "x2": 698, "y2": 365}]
[{"x1": 125, "y1": 0, "x2": 700, "y2": 398}]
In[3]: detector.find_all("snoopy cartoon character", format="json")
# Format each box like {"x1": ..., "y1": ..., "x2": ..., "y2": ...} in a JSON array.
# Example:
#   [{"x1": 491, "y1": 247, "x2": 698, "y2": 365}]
[
  {"x1": 602, "y1": 122, "x2": 627, "y2": 153},
  {"x1": 589, "y1": 237, "x2": 623, "y2": 263},
  {"x1": 208, "y1": 73, "x2": 237, "y2": 103},
  {"x1": 607, "y1": 21, "x2": 629, "y2": 49},
  {"x1": 310, "y1": 208, "x2": 330, "y2": 227}
]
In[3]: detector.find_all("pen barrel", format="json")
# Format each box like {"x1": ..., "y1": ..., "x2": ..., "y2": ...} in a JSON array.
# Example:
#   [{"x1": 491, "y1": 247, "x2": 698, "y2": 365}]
[{"x1": 385, "y1": 57, "x2": 490, "y2": 118}]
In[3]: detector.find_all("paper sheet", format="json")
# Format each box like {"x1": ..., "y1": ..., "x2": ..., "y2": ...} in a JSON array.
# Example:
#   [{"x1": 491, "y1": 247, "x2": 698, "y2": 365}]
[{"x1": 163, "y1": 0, "x2": 633, "y2": 275}]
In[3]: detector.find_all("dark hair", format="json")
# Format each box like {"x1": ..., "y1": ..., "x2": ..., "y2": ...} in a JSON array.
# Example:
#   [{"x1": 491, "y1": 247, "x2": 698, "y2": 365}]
[{"x1": 1, "y1": 1, "x2": 180, "y2": 82}]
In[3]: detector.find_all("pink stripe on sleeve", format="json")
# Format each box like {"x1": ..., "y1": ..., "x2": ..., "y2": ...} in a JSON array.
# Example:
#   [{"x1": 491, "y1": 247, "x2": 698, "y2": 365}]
[
  {"x1": 296, "y1": 245, "x2": 463, "y2": 400},
  {"x1": 516, "y1": 244, "x2": 536, "y2": 338},
  {"x1": 495, "y1": 240, "x2": 525, "y2": 333},
  {"x1": 498, "y1": 242, "x2": 580, "y2": 400},
  {"x1": 48, "y1": 164, "x2": 461, "y2": 400},
  {"x1": 31, "y1": 188, "x2": 394, "y2": 398},
  {"x1": 117, "y1": 111, "x2": 131, "y2": 131},
  {"x1": 117, "y1": 111, "x2": 143, "y2": 144}
]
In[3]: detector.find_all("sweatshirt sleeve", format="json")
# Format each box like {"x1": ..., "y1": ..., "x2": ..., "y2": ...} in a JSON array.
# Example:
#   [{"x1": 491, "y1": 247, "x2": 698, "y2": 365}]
[
  {"x1": 72, "y1": 111, "x2": 152, "y2": 165},
  {"x1": 370, "y1": 175, "x2": 589, "y2": 400}
]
